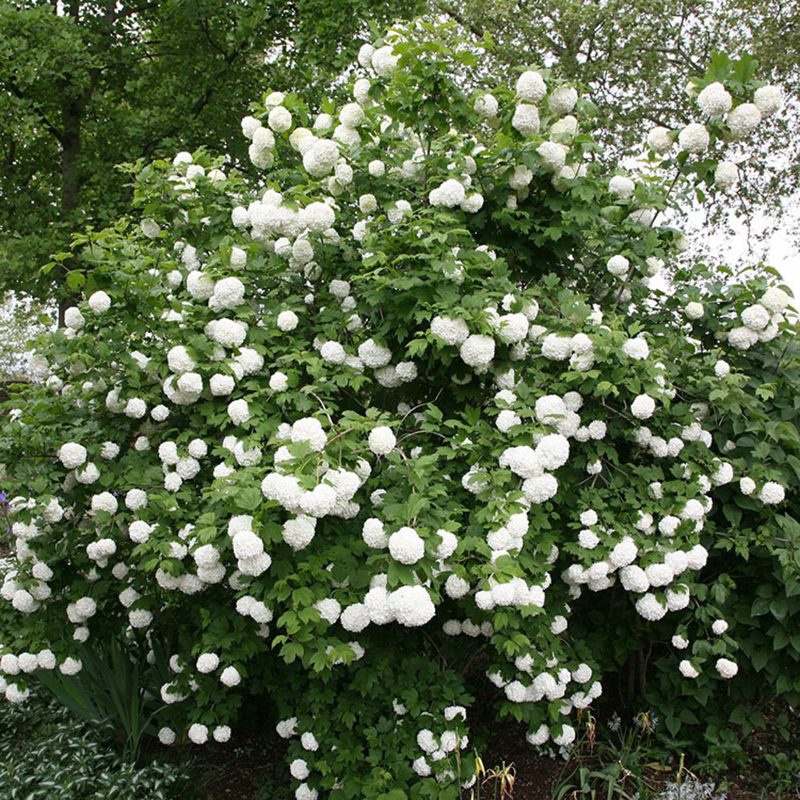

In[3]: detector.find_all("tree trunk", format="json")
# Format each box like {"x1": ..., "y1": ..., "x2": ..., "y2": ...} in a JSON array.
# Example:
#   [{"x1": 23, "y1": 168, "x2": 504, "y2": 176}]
[{"x1": 58, "y1": 101, "x2": 82, "y2": 328}]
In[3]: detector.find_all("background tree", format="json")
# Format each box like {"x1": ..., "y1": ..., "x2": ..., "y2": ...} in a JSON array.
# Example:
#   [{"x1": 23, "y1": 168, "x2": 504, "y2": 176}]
[
  {"x1": 436, "y1": 0, "x2": 800, "y2": 262},
  {"x1": 0, "y1": 0, "x2": 421, "y2": 314}
]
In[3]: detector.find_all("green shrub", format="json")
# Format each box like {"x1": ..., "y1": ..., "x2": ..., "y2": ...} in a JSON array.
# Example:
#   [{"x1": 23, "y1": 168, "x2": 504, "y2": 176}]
[{"x1": 0, "y1": 16, "x2": 796, "y2": 798}]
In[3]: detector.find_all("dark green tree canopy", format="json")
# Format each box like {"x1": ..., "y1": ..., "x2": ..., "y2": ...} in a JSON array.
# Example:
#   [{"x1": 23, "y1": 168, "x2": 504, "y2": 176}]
[{"x1": 0, "y1": 0, "x2": 421, "y2": 303}]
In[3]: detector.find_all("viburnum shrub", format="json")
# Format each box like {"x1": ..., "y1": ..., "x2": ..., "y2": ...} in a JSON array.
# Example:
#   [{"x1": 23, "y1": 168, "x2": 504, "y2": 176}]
[{"x1": 0, "y1": 18, "x2": 795, "y2": 798}]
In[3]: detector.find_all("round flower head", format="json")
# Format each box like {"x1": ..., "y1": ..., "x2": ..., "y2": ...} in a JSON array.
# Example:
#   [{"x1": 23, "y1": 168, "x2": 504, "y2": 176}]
[
  {"x1": 430, "y1": 179, "x2": 466, "y2": 208},
  {"x1": 549, "y1": 85, "x2": 578, "y2": 115},
  {"x1": 716, "y1": 658, "x2": 738, "y2": 679},
  {"x1": 631, "y1": 395, "x2": 656, "y2": 420},
  {"x1": 647, "y1": 126, "x2": 673, "y2": 153},
  {"x1": 88, "y1": 291, "x2": 111, "y2": 313},
  {"x1": 697, "y1": 82, "x2": 732, "y2": 117},
  {"x1": 474, "y1": 93, "x2": 499, "y2": 118},
  {"x1": 431, "y1": 316, "x2": 470, "y2": 346},
  {"x1": 388, "y1": 527, "x2": 425, "y2": 565},
  {"x1": 678, "y1": 123, "x2": 709, "y2": 153},
  {"x1": 58, "y1": 442, "x2": 87, "y2": 469},
  {"x1": 609, "y1": 175, "x2": 635, "y2": 199},
  {"x1": 196, "y1": 652, "x2": 220, "y2": 673},
  {"x1": 606, "y1": 255, "x2": 629, "y2": 277},
  {"x1": 389, "y1": 585, "x2": 436, "y2": 627},
  {"x1": 679, "y1": 660, "x2": 699, "y2": 679},
  {"x1": 759, "y1": 481, "x2": 785, "y2": 505},
  {"x1": 268, "y1": 106, "x2": 292, "y2": 133},
  {"x1": 714, "y1": 161, "x2": 739, "y2": 190},
  {"x1": 460, "y1": 335, "x2": 495, "y2": 368},
  {"x1": 727, "y1": 103, "x2": 761, "y2": 139},
  {"x1": 368, "y1": 426, "x2": 396, "y2": 455},
  {"x1": 188, "y1": 723, "x2": 209, "y2": 744},
  {"x1": 64, "y1": 307, "x2": 85, "y2": 330},
  {"x1": 372, "y1": 45, "x2": 399, "y2": 77},
  {"x1": 277, "y1": 310, "x2": 299, "y2": 331},
  {"x1": 512, "y1": 104, "x2": 540, "y2": 137},
  {"x1": 516, "y1": 70, "x2": 547, "y2": 102},
  {"x1": 754, "y1": 85, "x2": 782, "y2": 117}
]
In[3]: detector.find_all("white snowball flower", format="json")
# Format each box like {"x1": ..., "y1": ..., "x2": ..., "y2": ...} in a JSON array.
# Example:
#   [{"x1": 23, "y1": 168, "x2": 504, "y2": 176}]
[
  {"x1": 754, "y1": 85, "x2": 782, "y2": 117},
  {"x1": 728, "y1": 326, "x2": 759, "y2": 350},
  {"x1": 267, "y1": 106, "x2": 292, "y2": 132},
  {"x1": 277, "y1": 310, "x2": 299, "y2": 331},
  {"x1": 622, "y1": 338, "x2": 649, "y2": 360},
  {"x1": 697, "y1": 82, "x2": 732, "y2": 117},
  {"x1": 196, "y1": 653, "x2": 220, "y2": 673},
  {"x1": 282, "y1": 516, "x2": 316, "y2": 550},
  {"x1": 714, "y1": 161, "x2": 739, "y2": 190},
  {"x1": 460, "y1": 335, "x2": 495, "y2": 368},
  {"x1": 647, "y1": 126, "x2": 673, "y2": 153},
  {"x1": 389, "y1": 585, "x2": 436, "y2": 627},
  {"x1": 606, "y1": 255, "x2": 629, "y2": 277},
  {"x1": 429, "y1": 179, "x2": 466, "y2": 208},
  {"x1": 727, "y1": 103, "x2": 761, "y2": 139},
  {"x1": 270, "y1": 372, "x2": 289, "y2": 392},
  {"x1": 362, "y1": 518, "x2": 389, "y2": 548},
  {"x1": 549, "y1": 85, "x2": 578, "y2": 115},
  {"x1": 461, "y1": 192, "x2": 484, "y2": 213},
  {"x1": 210, "y1": 277, "x2": 245, "y2": 311},
  {"x1": 522, "y1": 473, "x2": 559, "y2": 504},
  {"x1": 219, "y1": 666, "x2": 241, "y2": 687},
  {"x1": 91, "y1": 492, "x2": 118, "y2": 514},
  {"x1": 516, "y1": 71, "x2": 547, "y2": 102},
  {"x1": 712, "y1": 620, "x2": 729, "y2": 636},
  {"x1": 536, "y1": 434, "x2": 570, "y2": 470},
  {"x1": 291, "y1": 417, "x2": 327, "y2": 452},
  {"x1": 388, "y1": 527, "x2": 425, "y2": 565},
  {"x1": 679, "y1": 660, "x2": 699, "y2": 679},
  {"x1": 340, "y1": 603, "x2": 370, "y2": 633},
  {"x1": 88, "y1": 291, "x2": 111, "y2": 313},
  {"x1": 678, "y1": 123, "x2": 710, "y2": 153},
  {"x1": 759, "y1": 481, "x2": 785, "y2": 505},
  {"x1": 58, "y1": 442, "x2": 87, "y2": 469},
  {"x1": 188, "y1": 723, "x2": 209, "y2": 744},
  {"x1": 636, "y1": 593, "x2": 667, "y2": 621},
  {"x1": 609, "y1": 175, "x2": 635, "y2": 199},
  {"x1": 158, "y1": 727, "x2": 176, "y2": 745},
  {"x1": 431, "y1": 316, "x2": 470, "y2": 346},
  {"x1": 474, "y1": 93, "x2": 499, "y2": 118},
  {"x1": 512, "y1": 104, "x2": 540, "y2": 137},
  {"x1": 760, "y1": 287, "x2": 791, "y2": 314},
  {"x1": 526, "y1": 724, "x2": 550, "y2": 746},
  {"x1": 372, "y1": 45, "x2": 399, "y2": 77},
  {"x1": 715, "y1": 658, "x2": 738, "y2": 679},
  {"x1": 358, "y1": 339, "x2": 392, "y2": 368},
  {"x1": 537, "y1": 141, "x2": 567, "y2": 172},
  {"x1": 739, "y1": 476, "x2": 756, "y2": 495},
  {"x1": 553, "y1": 725, "x2": 575, "y2": 746},
  {"x1": 368, "y1": 426, "x2": 396, "y2": 456},
  {"x1": 631, "y1": 395, "x2": 656, "y2": 420},
  {"x1": 741, "y1": 304, "x2": 770, "y2": 331},
  {"x1": 228, "y1": 399, "x2": 251, "y2": 425},
  {"x1": 64, "y1": 306, "x2": 85, "y2": 330}
]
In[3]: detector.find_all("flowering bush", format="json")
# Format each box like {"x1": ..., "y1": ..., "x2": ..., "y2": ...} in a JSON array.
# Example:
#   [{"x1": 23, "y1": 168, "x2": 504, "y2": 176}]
[{"x1": 0, "y1": 19, "x2": 796, "y2": 797}]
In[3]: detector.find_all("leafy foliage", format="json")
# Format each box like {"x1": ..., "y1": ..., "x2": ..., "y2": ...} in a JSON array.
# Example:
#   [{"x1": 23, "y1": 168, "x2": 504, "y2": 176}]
[{"x1": 0, "y1": 691, "x2": 191, "y2": 799}]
